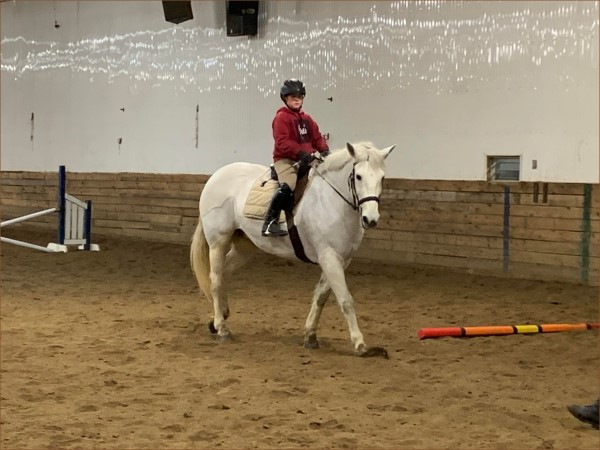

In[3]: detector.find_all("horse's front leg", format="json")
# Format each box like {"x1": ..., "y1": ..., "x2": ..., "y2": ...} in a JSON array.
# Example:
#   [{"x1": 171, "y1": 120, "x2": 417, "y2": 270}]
[
  {"x1": 318, "y1": 248, "x2": 388, "y2": 359},
  {"x1": 303, "y1": 272, "x2": 332, "y2": 349}
]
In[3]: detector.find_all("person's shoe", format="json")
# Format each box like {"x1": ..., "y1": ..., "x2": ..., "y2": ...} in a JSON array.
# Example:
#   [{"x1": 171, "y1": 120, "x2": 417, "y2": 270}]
[{"x1": 567, "y1": 400, "x2": 599, "y2": 429}]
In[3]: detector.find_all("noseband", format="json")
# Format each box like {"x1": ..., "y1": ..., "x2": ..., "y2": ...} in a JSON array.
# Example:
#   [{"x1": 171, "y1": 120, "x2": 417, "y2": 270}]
[{"x1": 314, "y1": 163, "x2": 380, "y2": 212}]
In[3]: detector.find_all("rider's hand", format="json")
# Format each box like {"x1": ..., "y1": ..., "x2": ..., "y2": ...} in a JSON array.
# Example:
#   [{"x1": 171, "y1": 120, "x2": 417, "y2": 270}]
[
  {"x1": 320, "y1": 149, "x2": 331, "y2": 158},
  {"x1": 297, "y1": 151, "x2": 313, "y2": 165}
]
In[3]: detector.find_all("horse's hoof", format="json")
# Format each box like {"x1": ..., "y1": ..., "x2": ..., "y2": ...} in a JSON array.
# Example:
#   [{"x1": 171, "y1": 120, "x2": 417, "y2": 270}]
[
  {"x1": 304, "y1": 334, "x2": 320, "y2": 349},
  {"x1": 208, "y1": 320, "x2": 217, "y2": 334},
  {"x1": 357, "y1": 346, "x2": 389, "y2": 359}
]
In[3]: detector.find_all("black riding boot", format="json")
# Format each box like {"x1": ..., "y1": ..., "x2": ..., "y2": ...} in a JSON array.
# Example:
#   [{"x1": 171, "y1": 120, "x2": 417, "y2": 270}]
[{"x1": 262, "y1": 183, "x2": 293, "y2": 237}]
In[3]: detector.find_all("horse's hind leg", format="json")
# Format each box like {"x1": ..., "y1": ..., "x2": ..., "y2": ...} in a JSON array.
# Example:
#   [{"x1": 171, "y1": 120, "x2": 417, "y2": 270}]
[
  {"x1": 304, "y1": 271, "x2": 332, "y2": 349},
  {"x1": 219, "y1": 232, "x2": 257, "y2": 320},
  {"x1": 209, "y1": 235, "x2": 233, "y2": 340}
]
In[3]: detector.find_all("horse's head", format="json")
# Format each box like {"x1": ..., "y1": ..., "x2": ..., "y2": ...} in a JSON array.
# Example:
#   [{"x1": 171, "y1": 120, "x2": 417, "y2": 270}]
[
  {"x1": 314, "y1": 141, "x2": 395, "y2": 228},
  {"x1": 345, "y1": 142, "x2": 395, "y2": 229}
]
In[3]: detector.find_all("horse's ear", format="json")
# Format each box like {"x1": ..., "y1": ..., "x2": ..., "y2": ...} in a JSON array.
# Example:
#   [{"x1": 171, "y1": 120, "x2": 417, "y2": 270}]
[
  {"x1": 346, "y1": 142, "x2": 356, "y2": 158},
  {"x1": 379, "y1": 145, "x2": 395, "y2": 160}
]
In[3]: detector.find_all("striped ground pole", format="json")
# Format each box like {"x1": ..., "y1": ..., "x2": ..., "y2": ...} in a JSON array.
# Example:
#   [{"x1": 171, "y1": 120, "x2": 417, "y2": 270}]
[{"x1": 417, "y1": 323, "x2": 600, "y2": 339}]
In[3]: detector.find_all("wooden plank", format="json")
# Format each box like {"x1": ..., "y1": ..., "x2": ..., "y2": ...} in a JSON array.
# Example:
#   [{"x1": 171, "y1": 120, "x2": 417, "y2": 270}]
[
  {"x1": 93, "y1": 226, "x2": 190, "y2": 244},
  {"x1": 181, "y1": 217, "x2": 199, "y2": 227},
  {"x1": 0, "y1": 192, "x2": 57, "y2": 202},
  {"x1": 66, "y1": 172, "x2": 209, "y2": 183},
  {"x1": 510, "y1": 238, "x2": 600, "y2": 257},
  {"x1": 366, "y1": 230, "x2": 599, "y2": 258},
  {"x1": 520, "y1": 194, "x2": 584, "y2": 208},
  {"x1": 510, "y1": 227, "x2": 590, "y2": 243},
  {"x1": 362, "y1": 237, "x2": 503, "y2": 260},
  {"x1": 93, "y1": 216, "x2": 183, "y2": 228},
  {"x1": 379, "y1": 213, "x2": 599, "y2": 233},
  {"x1": 148, "y1": 214, "x2": 182, "y2": 226},
  {"x1": 74, "y1": 196, "x2": 198, "y2": 209},
  {"x1": 0, "y1": 178, "x2": 56, "y2": 187},
  {"x1": 366, "y1": 229, "x2": 501, "y2": 247},
  {"x1": 382, "y1": 199, "x2": 506, "y2": 215},
  {"x1": 380, "y1": 210, "x2": 503, "y2": 226},
  {"x1": 510, "y1": 204, "x2": 598, "y2": 220},
  {"x1": 370, "y1": 219, "x2": 503, "y2": 237},
  {"x1": 381, "y1": 179, "x2": 510, "y2": 193},
  {"x1": 178, "y1": 224, "x2": 197, "y2": 237},
  {"x1": 383, "y1": 200, "x2": 595, "y2": 221},
  {"x1": 0, "y1": 185, "x2": 57, "y2": 194},
  {"x1": 150, "y1": 223, "x2": 181, "y2": 233},
  {"x1": 61, "y1": 187, "x2": 201, "y2": 201},
  {"x1": 94, "y1": 219, "x2": 151, "y2": 230},
  {"x1": 382, "y1": 179, "x2": 594, "y2": 195},
  {"x1": 586, "y1": 256, "x2": 599, "y2": 272},
  {"x1": 510, "y1": 250, "x2": 582, "y2": 269},
  {"x1": 182, "y1": 208, "x2": 200, "y2": 218},
  {"x1": 66, "y1": 179, "x2": 205, "y2": 191},
  {"x1": 521, "y1": 216, "x2": 600, "y2": 233},
  {"x1": 0, "y1": 172, "x2": 52, "y2": 180},
  {"x1": 381, "y1": 189, "x2": 586, "y2": 208},
  {"x1": 381, "y1": 190, "x2": 460, "y2": 201},
  {"x1": 593, "y1": 184, "x2": 600, "y2": 208},
  {"x1": 92, "y1": 203, "x2": 191, "y2": 215},
  {"x1": 95, "y1": 211, "x2": 182, "y2": 224},
  {"x1": 0, "y1": 198, "x2": 57, "y2": 208}
]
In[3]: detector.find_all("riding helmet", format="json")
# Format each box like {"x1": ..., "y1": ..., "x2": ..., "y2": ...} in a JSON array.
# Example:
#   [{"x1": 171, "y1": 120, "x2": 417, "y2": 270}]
[{"x1": 280, "y1": 79, "x2": 306, "y2": 101}]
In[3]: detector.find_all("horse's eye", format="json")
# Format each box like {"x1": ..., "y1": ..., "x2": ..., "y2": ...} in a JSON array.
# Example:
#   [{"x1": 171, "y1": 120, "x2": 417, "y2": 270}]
[{"x1": 356, "y1": 174, "x2": 362, "y2": 181}]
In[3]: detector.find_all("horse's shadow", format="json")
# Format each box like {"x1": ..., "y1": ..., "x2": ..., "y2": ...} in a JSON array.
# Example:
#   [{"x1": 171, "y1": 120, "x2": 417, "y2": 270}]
[{"x1": 168, "y1": 322, "x2": 359, "y2": 359}]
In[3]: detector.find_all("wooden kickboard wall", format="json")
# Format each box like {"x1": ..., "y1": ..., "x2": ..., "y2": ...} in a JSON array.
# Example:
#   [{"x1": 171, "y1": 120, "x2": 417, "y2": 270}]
[{"x1": 1, "y1": 171, "x2": 598, "y2": 285}]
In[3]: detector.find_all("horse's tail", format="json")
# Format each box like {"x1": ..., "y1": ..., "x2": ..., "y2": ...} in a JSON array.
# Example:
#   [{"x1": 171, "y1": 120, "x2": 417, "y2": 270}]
[{"x1": 190, "y1": 217, "x2": 212, "y2": 302}]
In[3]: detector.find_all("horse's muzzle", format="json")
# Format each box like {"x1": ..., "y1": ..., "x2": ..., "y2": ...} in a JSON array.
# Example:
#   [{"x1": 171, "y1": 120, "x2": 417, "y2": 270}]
[{"x1": 362, "y1": 216, "x2": 378, "y2": 229}]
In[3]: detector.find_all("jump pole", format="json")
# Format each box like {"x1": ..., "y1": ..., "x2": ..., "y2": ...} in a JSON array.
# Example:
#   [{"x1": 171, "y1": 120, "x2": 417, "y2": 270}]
[
  {"x1": 418, "y1": 322, "x2": 599, "y2": 340},
  {"x1": 0, "y1": 208, "x2": 60, "y2": 252}
]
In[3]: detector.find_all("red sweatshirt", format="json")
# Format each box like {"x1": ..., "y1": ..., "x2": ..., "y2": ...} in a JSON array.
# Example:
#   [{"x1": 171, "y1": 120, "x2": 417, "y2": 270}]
[{"x1": 272, "y1": 107, "x2": 329, "y2": 162}]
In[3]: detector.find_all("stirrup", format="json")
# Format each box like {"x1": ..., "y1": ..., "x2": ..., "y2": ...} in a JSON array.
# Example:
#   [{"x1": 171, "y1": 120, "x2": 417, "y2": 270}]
[{"x1": 262, "y1": 220, "x2": 288, "y2": 237}]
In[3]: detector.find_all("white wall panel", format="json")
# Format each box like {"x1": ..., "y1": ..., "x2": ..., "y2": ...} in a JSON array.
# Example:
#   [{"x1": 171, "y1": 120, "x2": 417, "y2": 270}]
[{"x1": 1, "y1": 1, "x2": 598, "y2": 181}]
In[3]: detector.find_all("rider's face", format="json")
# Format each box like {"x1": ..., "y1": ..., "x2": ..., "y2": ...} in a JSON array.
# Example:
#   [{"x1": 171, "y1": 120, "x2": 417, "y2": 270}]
[{"x1": 285, "y1": 94, "x2": 304, "y2": 109}]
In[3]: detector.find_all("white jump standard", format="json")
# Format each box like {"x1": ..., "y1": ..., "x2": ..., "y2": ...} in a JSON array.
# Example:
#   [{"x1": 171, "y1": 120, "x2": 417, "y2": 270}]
[{"x1": 0, "y1": 165, "x2": 100, "y2": 252}]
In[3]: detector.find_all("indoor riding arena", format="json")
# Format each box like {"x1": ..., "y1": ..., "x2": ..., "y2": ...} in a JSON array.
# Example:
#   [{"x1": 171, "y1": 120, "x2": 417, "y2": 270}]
[{"x1": 1, "y1": 2, "x2": 598, "y2": 449}]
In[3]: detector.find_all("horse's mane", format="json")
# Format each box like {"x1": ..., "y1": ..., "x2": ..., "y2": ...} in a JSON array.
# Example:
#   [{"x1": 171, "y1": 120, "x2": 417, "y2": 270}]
[{"x1": 316, "y1": 141, "x2": 385, "y2": 174}]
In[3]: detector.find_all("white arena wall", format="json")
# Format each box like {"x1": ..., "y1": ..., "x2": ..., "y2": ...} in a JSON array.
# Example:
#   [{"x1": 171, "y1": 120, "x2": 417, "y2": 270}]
[{"x1": 1, "y1": 1, "x2": 598, "y2": 182}]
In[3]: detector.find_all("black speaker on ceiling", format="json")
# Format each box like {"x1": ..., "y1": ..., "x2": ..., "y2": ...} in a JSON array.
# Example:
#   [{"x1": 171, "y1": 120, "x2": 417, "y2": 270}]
[
  {"x1": 226, "y1": 1, "x2": 259, "y2": 36},
  {"x1": 162, "y1": 1, "x2": 193, "y2": 25}
]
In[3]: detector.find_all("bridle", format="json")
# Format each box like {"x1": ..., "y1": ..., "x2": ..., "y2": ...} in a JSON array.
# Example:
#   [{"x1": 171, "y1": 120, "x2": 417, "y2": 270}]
[{"x1": 313, "y1": 162, "x2": 380, "y2": 212}]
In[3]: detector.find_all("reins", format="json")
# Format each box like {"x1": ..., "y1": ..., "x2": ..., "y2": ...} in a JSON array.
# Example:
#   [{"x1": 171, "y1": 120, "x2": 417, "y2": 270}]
[{"x1": 313, "y1": 162, "x2": 380, "y2": 211}]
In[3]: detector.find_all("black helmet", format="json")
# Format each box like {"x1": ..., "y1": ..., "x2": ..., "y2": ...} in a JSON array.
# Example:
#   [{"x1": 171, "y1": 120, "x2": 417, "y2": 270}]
[{"x1": 280, "y1": 79, "x2": 306, "y2": 101}]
